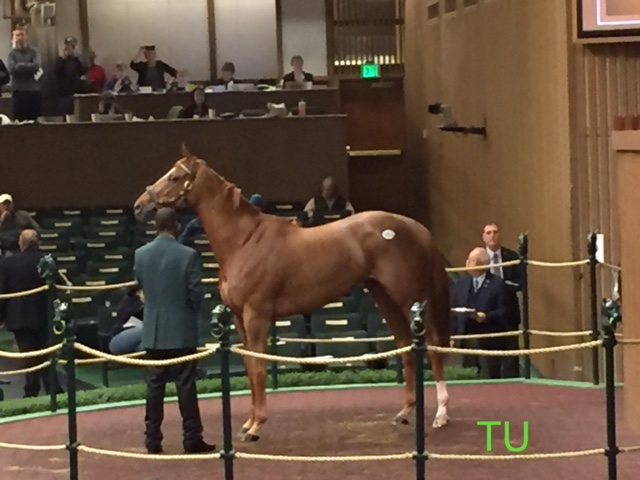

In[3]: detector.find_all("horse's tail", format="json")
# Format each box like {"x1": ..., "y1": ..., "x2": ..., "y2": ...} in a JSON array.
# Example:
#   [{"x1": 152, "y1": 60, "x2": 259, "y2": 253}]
[{"x1": 424, "y1": 254, "x2": 451, "y2": 348}]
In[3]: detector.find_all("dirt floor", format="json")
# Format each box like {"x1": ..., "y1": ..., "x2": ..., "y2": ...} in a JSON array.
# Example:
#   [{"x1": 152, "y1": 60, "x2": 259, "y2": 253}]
[{"x1": 0, "y1": 383, "x2": 639, "y2": 480}]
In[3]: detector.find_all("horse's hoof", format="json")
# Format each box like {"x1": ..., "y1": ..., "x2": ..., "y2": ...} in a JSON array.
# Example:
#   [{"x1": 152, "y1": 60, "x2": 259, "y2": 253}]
[
  {"x1": 237, "y1": 428, "x2": 249, "y2": 440},
  {"x1": 393, "y1": 416, "x2": 409, "y2": 426},
  {"x1": 432, "y1": 414, "x2": 450, "y2": 428},
  {"x1": 240, "y1": 432, "x2": 260, "y2": 443}
]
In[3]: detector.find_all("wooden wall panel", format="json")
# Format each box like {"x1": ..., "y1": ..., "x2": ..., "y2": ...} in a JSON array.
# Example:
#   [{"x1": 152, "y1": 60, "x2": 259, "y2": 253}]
[
  {"x1": 405, "y1": 0, "x2": 578, "y2": 379},
  {"x1": 569, "y1": 41, "x2": 640, "y2": 382}
]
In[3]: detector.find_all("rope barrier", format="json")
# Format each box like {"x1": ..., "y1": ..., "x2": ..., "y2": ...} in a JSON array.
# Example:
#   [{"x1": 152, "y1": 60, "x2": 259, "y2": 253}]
[
  {"x1": 618, "y1": 338, "x2": 640, "y2": 345},
  {"x1": 234, "y1": 451, "x2": 414, "y2": 462},
  {"x1": 427, "y1": 449, "x2": 604, "y2": 461},
  {"x1": 526, "y1": 259, "x2": 589, "y2": 268},
  {"x1": 599, "y1": 262, "x2": 622, "y2": 272},
  {"x1": 0, "y1": 441, "x2": 67, "y2": 451},
  {"x1": 529, "y1": 329, "x2": 592, "y2": 337},
  {"x1": 427, "y1": 340, "x2": 603, "y2": 356},
  {"x1": 77, "y1": 445, "x2": 218, "y2": 460},
  {"x1": 55, "y1": 280, "x2": 137, "y2": 292},
  {"x1": 0, "y1": 343, "x2": 62, "y2": 359},
  {"x1": 445, "y1": 259, "x2": 521, "y2": 273},
  {"x1": 0, "y1": 284, "x2": 49, "y2": 299},
  {"x1": 73, "y1": 343, "x2": 217, "y2": 367},
  {"x1": 230, "y1": 345, "x2": 411, "y2": 365},
  {"x1": 0, "y1": 360, "x2": 51, "y2": 376}
]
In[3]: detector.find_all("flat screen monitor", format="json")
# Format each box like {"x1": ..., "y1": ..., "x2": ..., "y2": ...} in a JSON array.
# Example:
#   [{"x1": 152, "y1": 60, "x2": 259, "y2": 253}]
[{"x1": 577, "y1": 0, "x2": 640, "y2": 40}]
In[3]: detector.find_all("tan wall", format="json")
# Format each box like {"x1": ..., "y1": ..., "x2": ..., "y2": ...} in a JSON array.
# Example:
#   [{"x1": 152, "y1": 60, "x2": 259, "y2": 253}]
[
  {"x1": 405, "y1": 0, "x2": 579, "y2": 379},
  {"x1": 569, "y1": 41, "x2": 640, "y2": 382}
]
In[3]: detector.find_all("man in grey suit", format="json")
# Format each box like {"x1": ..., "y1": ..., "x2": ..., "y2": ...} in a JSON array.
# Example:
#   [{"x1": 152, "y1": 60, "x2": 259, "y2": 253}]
[{"x1": 134, "y1": 207, "x2": 215, "y2": 454}]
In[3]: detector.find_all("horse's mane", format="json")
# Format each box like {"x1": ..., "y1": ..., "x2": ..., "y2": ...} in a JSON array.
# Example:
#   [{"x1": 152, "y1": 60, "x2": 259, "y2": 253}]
[{"x1": 197, "y1": 158, "x2": 260, "y2": 215}]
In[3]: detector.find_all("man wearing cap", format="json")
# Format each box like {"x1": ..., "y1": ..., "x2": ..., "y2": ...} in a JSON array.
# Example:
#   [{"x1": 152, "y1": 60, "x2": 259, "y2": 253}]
[
  {"x1": 7, "y1": 28, "x2": 42, "y2": 121},
  {"x1": 54, "y1": 36, "x2": 88, "y2": 115},
  {"x1": 0, "y1": 194, "x2": 39, "y2": 255}
]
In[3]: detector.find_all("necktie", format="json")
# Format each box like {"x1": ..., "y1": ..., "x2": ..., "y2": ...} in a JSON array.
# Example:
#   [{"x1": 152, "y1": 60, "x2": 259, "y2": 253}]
[
  {"x1": 474, "y1": 278, "x2": 481, "y2": 292},
  {"x1": 491, "y1": 252, "x2": 501, "y2": 277}
]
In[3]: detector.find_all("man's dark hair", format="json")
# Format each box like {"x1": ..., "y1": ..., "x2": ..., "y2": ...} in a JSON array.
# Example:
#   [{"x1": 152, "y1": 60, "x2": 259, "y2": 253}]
[{"x1": 155, "y1": 207, "x2": 179, "y2": 234}]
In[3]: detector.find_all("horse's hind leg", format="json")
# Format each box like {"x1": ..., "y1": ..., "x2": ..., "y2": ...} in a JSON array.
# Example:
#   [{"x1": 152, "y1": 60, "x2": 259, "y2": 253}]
[
  {"x1": 365, "y1": 281, "x2": 416, "y2": 425},
  {"x1": 426, "y1": 292, "x2": 451, "y2": 428}
]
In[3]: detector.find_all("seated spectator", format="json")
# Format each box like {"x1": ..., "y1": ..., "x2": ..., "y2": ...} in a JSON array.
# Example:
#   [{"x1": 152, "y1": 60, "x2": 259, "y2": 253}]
[
  {"x1": 178, "y1": 86, "x2": 210, "y2": 119},
  {"x1": 179, "y1": 194, "x2": 265, "y2": 246},
  {"x1": 212, "y1": 62, "x2": 236, "y2": 90},
  {"x1": 104, "y1": 63, "x2": 138, "y2": 94},
  {"x1": 108, "y1": 286, "x2": 145, "y2": 355},
  {"x1": 450, "y1": 247, "x2": 508, "y2": 379},
  {"x1": 130, "y1": 45, "x2": 177, "y2": 91},
  {"x1": 304, "y1": 177, "x2": 355, "y2": 218},
  {"x1": 283, "y1": 55, "x2": 314, "y2": 84},
  {"x1": 0, "y1": 193, "x2": 39, "y2": 254},
  {"x1": 96, "y1": 90, "x2": 126, "y2": 115},
  {"x1": 85, "y1": 49, "x2": 106, "y2": 93}
]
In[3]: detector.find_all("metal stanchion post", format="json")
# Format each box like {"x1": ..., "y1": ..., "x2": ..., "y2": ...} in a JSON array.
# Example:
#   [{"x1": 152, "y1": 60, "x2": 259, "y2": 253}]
[
  {"x1": 517, "y1": 233, "x2": 531, "y2": 379},
  {"x1": 602, "y1": 298, "x2": 621, "y2": 480},
  {"x1": 58, "y1": 301, "x2": 79, "y2": 480},
  {"x1": 38, "y1": 254, "x2": 59, "y2": 412},
  {"x1": 211, "y1": 304, "x2": 235, "y2": 480},
  {"x1": 269, "y1": 322, "x2": 278, "y2": 390},
  {"x1": 588, "y1": 232, "x2": 600, "y2": 385},
  {"x1": 410, "y1": 302, "x2": 427, "y2": 480}
]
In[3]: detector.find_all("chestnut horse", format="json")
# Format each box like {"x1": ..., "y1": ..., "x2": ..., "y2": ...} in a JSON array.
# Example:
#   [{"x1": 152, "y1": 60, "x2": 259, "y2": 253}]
[{"x1": 133, "y1": 146, "x2": 452, "y2": 442}]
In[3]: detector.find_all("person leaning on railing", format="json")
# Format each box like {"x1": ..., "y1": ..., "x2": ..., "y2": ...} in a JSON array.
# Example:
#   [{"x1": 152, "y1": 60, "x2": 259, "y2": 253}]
[{"x1": 0, "y1": 193, "x2": 40, "y2": 256}]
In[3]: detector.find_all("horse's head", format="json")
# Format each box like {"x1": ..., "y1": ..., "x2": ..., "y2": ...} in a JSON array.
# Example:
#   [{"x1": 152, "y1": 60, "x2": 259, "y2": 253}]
[{"x1": 134, "y1": 143, "x2": 203, "y2": 222}]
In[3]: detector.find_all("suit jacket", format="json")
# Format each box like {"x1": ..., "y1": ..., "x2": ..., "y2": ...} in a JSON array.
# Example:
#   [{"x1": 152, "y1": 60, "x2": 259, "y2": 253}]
[
  {"x1": 450, "y1": 272, "x2": 508, "y2": 342},
  {"x1": 134, "y1": 235, "x2": 203, "y2": 350},
  {"x1": 0, "y1": 249, "x2": 49, "y2": 332},
  {"x1": 498, "y1": 247, "x2": 522, "y2": 328}
]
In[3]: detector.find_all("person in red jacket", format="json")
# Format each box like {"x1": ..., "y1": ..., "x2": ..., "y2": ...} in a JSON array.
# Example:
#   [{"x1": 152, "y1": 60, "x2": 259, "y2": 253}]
[{"x1": 85, "y1": 49, "x2": 106, "y2": 93}]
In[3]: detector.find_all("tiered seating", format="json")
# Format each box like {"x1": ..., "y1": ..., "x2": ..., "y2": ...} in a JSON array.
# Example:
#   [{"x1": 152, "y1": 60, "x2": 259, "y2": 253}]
[{"x1": 27, "y1": 203, "x2": 386, "y2": 378}]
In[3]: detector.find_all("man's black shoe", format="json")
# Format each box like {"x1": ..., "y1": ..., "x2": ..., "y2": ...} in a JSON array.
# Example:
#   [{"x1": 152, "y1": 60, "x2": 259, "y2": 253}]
[
  {"x1": 184, "y1": 440, "x2": 216, "y2": 454},
  {"x1": 146, "y1": 444, "x2": 163, "y2": 454}
]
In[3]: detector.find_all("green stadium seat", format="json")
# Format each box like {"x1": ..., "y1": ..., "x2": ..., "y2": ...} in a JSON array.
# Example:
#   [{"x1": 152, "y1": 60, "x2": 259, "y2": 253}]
[
  {"x1": 39, "y1": 239, "x2": 71, "y2": 253},
  {"x1": 48, "y1": 207, "x2": 90, "y2": 221},
  {"x1": 59, "y1": 293, "x2": 99, "y2": 326},
  {"x1": 269, "y1": 333, "x2": 305, "y2": 372},
  {"x1": 201, "y1": 260, "x2": 219, "y2": 277},
  {"x1": 273, "y1": 315, "x2": 307, "y2": 337},
  {"x1": 85, "y1": 226, "x2": 129, "y2": 244},
  {"x1": 41, "y1": 217, "x2": 85, "y2": 236},
  {"x1": 75, "y1": 238, "x2": 121, "y2": 252},
  {"x1": 93, "y1": 206, "x2": 133, "y2": 218},
  {"x1": 265, "y1": 201, "x2": 305, "y2": 213},
  {"x1": 86, "y1": 260, "x2": 132, "y2": 279},
  {"x1": 88, "y1": 215, "x2": 130, "y2": 229},
  {"x1": 310, "y1": 312, "x2": 362, "y2": 336},
  {"x1": 90, "y1": 247, "x2": 133, "y2": 264},
  {"x1": 313, "y1": 297, "x2": 358, "y2": 315},
  {"x1": 315, "y1": 330, "x2": 372, "y2": 369},
  {"x1": 39, "y1": 228, "x2": 71, "y2": 242}
]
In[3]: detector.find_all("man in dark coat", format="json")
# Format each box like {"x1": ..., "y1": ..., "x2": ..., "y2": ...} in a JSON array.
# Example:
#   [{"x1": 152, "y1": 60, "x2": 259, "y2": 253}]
[
  {"x1": 0, "y1": 230, "x2": 63, "y2": 397},
  {"x1": 451, "y1": 247, "x2": 508, "y2": 379},
  {"x1": 482, "y1": 223, "x2": 522, "y2": 377},
  {"x1": 134, "y1": 207, "x2": 214, "y2": 454}
]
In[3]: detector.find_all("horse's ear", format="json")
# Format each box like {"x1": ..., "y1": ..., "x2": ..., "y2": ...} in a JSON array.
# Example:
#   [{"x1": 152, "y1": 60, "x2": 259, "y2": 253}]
[{"x1": 181, "y1": 142, "x2": 192, "y2": 158}]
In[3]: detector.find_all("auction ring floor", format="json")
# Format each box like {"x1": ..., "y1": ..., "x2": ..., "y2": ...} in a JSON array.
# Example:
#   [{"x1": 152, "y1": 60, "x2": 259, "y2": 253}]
[{"x1": 0, "y1": 382, "x2": 639, "y2": 480}]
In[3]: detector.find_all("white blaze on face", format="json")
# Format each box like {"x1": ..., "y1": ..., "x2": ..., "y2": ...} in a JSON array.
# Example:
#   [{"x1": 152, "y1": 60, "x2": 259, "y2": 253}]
[{"x1": 382, "y1": 229, "x2": 396, "y2": 240}]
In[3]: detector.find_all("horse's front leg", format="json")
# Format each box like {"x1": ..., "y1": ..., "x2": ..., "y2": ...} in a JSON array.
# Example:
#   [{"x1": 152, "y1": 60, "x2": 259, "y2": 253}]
[
  {"x1": 231, "y1": 314, "x2": 255, "y2": 438},
  {"x1": 239, "y1": 309, "x2": 271, "y2": 442}
]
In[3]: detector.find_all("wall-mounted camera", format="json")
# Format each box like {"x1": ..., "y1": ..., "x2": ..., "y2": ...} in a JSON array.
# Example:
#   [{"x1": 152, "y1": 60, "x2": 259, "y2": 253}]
[{"x1": 427, "y1": 102, "x2": 487, "y2": 138}]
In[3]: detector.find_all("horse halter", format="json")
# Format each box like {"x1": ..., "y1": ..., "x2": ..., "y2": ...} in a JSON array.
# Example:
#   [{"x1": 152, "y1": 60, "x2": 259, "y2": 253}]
[{"x1": 146, "y1": 161, "x2": 198, "y2": 208}]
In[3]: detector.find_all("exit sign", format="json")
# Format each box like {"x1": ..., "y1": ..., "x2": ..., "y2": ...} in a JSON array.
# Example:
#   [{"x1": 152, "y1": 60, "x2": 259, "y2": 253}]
[{"x1": 361, "y1": 63, "x2": 380, "y2": 79}]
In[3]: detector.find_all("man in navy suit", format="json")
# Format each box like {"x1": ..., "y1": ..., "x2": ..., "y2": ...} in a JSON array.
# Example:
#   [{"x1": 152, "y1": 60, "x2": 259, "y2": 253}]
[
  {"x1": 482, "y1": 223, "x2": 522, "y2": 377},
  {"x1": 451, "y1": 247, "x2": 508, "y2": 379}
]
